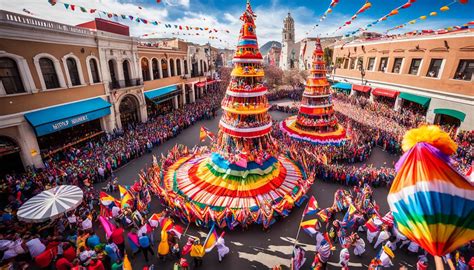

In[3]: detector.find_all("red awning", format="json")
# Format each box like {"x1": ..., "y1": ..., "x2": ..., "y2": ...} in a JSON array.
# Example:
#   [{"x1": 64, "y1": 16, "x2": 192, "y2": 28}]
[
  {"x1": 352, "y1": 84, "x2": 371, "y2": 93},
  {"x1": 206, "y1": 80, "x2": 216, "y2": 84},
  {"x1": 372, "y1": 88, "x2": 399, "y2": 98},
  {"x1": 195, "y1": 82, "x2": 206, "y2": 87}
]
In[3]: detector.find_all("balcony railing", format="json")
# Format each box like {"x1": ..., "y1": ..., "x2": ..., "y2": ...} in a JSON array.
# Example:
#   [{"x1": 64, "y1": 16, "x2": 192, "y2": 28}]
[{"x1": 109, "y1": 78, "x2": 143, "y2": 90}]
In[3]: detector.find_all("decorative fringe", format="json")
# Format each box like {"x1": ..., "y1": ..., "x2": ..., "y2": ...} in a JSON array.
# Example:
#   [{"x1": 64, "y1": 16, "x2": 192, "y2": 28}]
[{"x1": 401, "y1": 125, "x2": 457, "y2": 155}]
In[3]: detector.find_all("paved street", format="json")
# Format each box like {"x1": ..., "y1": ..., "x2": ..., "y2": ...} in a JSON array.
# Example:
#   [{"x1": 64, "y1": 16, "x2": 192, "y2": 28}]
[{"x1": 97, "y1": 109, "x2": 418, "y2": 269}]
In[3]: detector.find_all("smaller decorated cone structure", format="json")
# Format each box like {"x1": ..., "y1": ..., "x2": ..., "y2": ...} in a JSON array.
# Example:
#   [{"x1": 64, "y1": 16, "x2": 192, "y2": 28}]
[
  {"x1": 280, "y1": 39, "x2": 347, "y2": 145},
  {"x1": 159, "y1": 0, "x2": 309, "y2": 229}
]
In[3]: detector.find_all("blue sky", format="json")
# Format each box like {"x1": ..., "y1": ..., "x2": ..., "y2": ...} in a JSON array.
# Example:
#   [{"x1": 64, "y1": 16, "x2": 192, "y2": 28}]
[{"x1": 1, "y1": 0, "x2": 472, "y2": 48}]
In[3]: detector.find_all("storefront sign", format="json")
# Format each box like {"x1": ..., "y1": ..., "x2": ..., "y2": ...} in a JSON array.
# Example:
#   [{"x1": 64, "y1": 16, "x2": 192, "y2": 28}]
[{"x1": 34, "y1": 108, "x2": 110, "y2": 136}]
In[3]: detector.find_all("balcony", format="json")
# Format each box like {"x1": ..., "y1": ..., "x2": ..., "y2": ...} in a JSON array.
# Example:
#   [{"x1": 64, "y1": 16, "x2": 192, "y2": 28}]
[{"x1": 109, "y1": 78, "x2": 143, "y2": 90}]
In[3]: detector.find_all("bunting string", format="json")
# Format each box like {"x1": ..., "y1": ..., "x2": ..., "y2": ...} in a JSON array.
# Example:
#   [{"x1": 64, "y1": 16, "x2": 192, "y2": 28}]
[
  {"x1": 346, "y1": 0, "x2": 416, "y2": 37},
  {"x1": 47, "y1": 0, "x2": 232, "y2": 34},
  {"x1": 385, "y1": 0, "x2": 467, "y2": 33},
  {"x1": 332, "y1": 1, "x2": 372, "y2": 34},
  {"x1": 306, "y1": 0, "x2": 341, "y2": 36}
]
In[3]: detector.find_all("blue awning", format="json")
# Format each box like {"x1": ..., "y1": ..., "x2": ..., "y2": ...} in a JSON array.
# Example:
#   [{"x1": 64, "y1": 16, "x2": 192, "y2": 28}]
[
  {"x1": 25, "y1": 97, "x2": 111, "y2": 136},
  {"x1": 144, "y1": 85, "x2": 180, "y2": 100},
  {"x1": 331, "y1": 82, "x2": 352, "y2": 90}
]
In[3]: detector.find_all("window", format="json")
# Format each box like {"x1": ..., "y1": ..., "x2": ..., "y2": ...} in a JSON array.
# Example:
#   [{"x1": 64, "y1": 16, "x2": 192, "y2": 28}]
[
  {"x1": 367, "y1": 57, "x2": 375, "y2": 71},
  {"x1": 152, "y1": 59, "x2": 160, "y2": 79},
  {"x1": 66, "y1": 58, "x2": 81, "y2": 86},
  {"x1": 0, "y1": 57, "x2": 25, "y2": 94},
  {"x1": 184, "y1": 60, "x2": 188, "y2": 74},
  {"x1": 89, "y1": 58, "x2": 100, "y2": 83},
  {"x1": 176, "y1": 59, "x2": 181, "y2": 75},
  {"x1": 349, "y1": 57, "x2": 356, "y2": 69},
  {"x1": 343, "y1": 58, "x2": 349, "y2": 69},
  {"x1": 357, "y1": 57, "x2": 363, "y2": 70},
  {"x1": 392, "y1": 58, "x2": 403, "y2": 73},
  {"x1": 454, "y1": 60, "x2": 473, "y2": 81},
  {"x1": 170, "y1": 60, "x2": 175, "y2": 76},
  {"x1": 378, "y1": 57, "x2": 388, "y2": 72},
  {"x1": 409, "y1": 58, "x2": 422, "y2": 75},
  {"x1": 141, "y1": 58, "x2": 150, "y2": 81},
  {"x1": 161, "y1": 59, "x2": 168, "y2": 78},
  {"x1": 39, "y1": 58, "x2": 60, "y2": 89},
  {"x1": 426, "y1": 59, "x2": 443, "y2": 78}
]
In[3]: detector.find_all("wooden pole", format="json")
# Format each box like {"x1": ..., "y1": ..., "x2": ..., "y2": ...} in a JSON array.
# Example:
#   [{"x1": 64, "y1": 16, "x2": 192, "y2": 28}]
[
  {"x1": 434, "y1": 256, "x2": 445, "y2": 270},
  {"x1": 293, "y1": 199, "x2": 309, "y2": 248}
]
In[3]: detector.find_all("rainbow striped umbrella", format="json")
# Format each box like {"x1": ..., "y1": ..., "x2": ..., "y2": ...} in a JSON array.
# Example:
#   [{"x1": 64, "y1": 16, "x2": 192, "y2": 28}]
[{"x1": 388, "y1": 126, "x2": 474, "y2": 256}]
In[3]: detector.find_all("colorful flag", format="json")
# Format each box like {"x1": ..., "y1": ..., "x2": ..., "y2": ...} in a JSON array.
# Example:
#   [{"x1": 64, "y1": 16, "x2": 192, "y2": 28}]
[
  {"x1": 118, "y1": 185, "x2": 133, "y2": 208},
  {"x1": 199, "y1": 126, "x2": 215, "y2": 142},
  {"x1": 168, "y1": 224, "x2": 184, "y2": 239},
  {"x1": 99, "y1": 216, "x2": 116, "y2": 239},
  {"x1": 300, "y1": 219, "x2": 319, "y2": 236},
  {"x1": 303, "y1": 196, "x2": 319, "y2": 216},
  {"x1": 203, "y1": 225, "x2": 218, "y2": 252}
]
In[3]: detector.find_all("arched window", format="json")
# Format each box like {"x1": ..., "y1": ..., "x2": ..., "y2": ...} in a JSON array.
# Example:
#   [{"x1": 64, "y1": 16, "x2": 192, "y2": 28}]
[
  {"x1": 108, "y1": 60, "x2": 117, "y2": 83},
  {"x1": 161, "y1": 59, "x2": 168, "y2": 78},
  {"x1": 39, "y1": 58, "x2": 60, "y2": 89},
  {"x1": 200, "y1": 60, "x2": 203, "y2": 74},
  {"x1": 152, "y1": 58, "x2": 160, "y2": 79},
  {"x1": 203, "y1": 62, "x2": 208, "y2": 72},
  {"x1": 123, "y1": 60, "x2": 131, "y2": 86},
  {"x1": 170, "y1": 59, "x2": 175, "y2": 77},
  {"x1": 89, "y1": 58, "x2": 100, "y2": 83},
  {"x1": 176, "y1": 59, "x2": 181, "y2": 75},
  {"x1": 141, "y1": 58, "x2": 151, "y2": 81},
  {"x1": 0, "y1": 57, "x2": 25, "y2": 94},
  {"x1": 184, "y1": 59, "x2": 188, "y2": 75},
  {"x1": 66, "y1": 58, "x2": 81, "y2": 86}
]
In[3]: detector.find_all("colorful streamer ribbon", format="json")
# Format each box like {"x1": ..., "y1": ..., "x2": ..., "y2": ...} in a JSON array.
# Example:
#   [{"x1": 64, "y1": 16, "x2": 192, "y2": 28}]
[{"x1": 385, "y1": 0, "x2": 466, "y2": 33}]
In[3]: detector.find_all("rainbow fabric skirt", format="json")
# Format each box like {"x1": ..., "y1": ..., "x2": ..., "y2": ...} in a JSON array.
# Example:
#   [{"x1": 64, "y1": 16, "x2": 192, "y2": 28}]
[
  {"x1": 162, "y1": 152, "x2": 309, "y2": 228},
  {"x1": 280, "y1": 116, "x2": 347, "y2": 145}
]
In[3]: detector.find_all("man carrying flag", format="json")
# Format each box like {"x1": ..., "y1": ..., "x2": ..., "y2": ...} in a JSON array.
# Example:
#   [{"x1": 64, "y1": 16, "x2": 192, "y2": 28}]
[{"x1": 199, "y1": 126, "x2": 215, "y2": 142}]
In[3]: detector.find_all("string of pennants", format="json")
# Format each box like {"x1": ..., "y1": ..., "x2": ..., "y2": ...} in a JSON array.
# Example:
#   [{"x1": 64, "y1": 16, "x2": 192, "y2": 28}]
[
  {"x1": 344, "y1": 0, "x2": 417, "y2": 37},
  {"x1": 140, "y1": 31, "x2": 232, "y2": 47},
  {"x1": 400, "y1": 20, "x2": 473, "y2": 36},
  {"x1": 332, "y1": 1, "x2": 372, "y2": 34},
  {"x1": 306, "y1": 0, "x2": 340, "y2": 35},
  {"x1": 385, "y1": 0, "x2": 468, "y2": 33},
  {"x1": 47, "y1": 0, "x2": 231, "y2": 34}
]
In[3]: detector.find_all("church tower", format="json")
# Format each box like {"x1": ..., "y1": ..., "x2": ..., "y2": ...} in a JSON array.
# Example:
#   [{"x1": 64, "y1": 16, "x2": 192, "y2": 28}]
[{"x1": 280, "y1": 12, "x2": 297, "y2": 70}]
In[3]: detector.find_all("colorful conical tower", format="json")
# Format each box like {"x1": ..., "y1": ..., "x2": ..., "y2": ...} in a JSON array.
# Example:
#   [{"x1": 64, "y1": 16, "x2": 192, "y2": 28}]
[
  {"x1": 162, "y1": 1, "x2": 308, "y2": 229},
  {"x1": 280, "y1": 39, "x2": 347, "y2": 145}
]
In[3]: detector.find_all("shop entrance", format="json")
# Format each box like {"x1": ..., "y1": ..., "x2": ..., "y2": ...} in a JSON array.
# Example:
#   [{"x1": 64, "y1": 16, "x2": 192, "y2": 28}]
[
  {"x1": 119, "y1": 95, "x2": 140, "y2": 129},
  {"x1": 37, "y1": 119, "x2": 103, "y2": 155},
  {"x1": 0, "y1": 136, "x2": 23, "y2": 176},
  {"x1": 434, "y1": 114, "x2": 461, "y2": 127}
]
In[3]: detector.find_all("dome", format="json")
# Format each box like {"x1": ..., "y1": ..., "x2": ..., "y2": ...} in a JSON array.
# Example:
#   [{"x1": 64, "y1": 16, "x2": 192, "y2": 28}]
[{"x1": 284, "y1": 12, "x2": 294, "y2": 23}]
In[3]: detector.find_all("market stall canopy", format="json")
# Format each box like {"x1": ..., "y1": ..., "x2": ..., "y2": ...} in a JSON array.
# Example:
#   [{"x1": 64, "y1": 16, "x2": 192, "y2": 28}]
[
  {"x1": 352, "y1": 84, "x2": 371, "y2": 93},
  {"x1": 372, "y1": 88, "x2": 399, "y2": 98},
  {"x1": 24, "y1": 98, "x2": 111, "y2": 136},
  {"x1": 331, "y1": 82, "x2": 352, "y2": 92},
  {"x1": 399, "y1": 92, "x2": 431, "y2": 107},
  {"x1": 17, "y1": 185, "x2": 83, "y2": 223},
  {"x1": 144, "y1": 85, "x2": 180, "y2": 104},
  {"x1": 434, "y1": 108, "x2": 466, "y2": 122}
]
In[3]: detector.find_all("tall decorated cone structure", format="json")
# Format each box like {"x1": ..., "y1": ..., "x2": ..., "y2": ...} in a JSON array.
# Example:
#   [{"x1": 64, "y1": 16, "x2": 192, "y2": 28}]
[
  {"x1": 388, "y1": 125, "x2": 474, "y2": 258},
  {"x1": 280, "y1": 39, "x2": 347, "y2": 145},
  {"x1": 160, "y1": 0, "x2": 309, "y2": 228}
]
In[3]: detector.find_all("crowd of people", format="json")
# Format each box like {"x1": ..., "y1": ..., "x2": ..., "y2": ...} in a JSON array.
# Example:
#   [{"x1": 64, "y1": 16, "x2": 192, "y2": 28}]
[
  {"x1": 289, "y1": 186, "x2": 473, "y2": 270},
  {"x1": 0, "y1": 81, "x2": 472, "y2": 270},
  {"x1": 0, "y1": 86, "x2": 225, "y2": 212}
]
